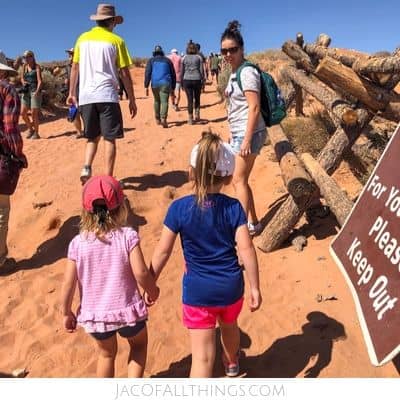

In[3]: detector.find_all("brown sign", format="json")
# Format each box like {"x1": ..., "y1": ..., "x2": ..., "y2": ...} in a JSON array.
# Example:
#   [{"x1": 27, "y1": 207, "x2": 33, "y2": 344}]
[{"x1": 331, "y1": 123, "x2": 400, "y2": 366}]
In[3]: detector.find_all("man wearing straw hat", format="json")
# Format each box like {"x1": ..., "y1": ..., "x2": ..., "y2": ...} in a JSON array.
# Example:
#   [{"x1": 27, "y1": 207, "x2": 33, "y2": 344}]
[
  {"x1": 67, "y1": 4, "x2": 138, "y2": 184},
  {"x1": 0, "y1": 51, "x2": 27, "y2": 270}
]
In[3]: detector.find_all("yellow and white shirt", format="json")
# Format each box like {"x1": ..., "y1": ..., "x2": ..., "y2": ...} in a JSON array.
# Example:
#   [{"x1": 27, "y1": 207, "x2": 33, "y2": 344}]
[{"x1": 73, "y1": 26, "x2": 132, "y2": 105}]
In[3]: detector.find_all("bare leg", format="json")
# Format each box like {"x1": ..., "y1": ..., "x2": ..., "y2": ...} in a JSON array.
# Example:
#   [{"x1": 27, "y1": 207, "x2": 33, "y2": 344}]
[
  {"x1": 189, "y1": 328, "x2": 216, "y2": 377},
  {"x1": 104, "y1": 139, "x2": 116, "y2": 176},
  {"x1": 232, "y1": 154, "x2": 258, "y2": 224},
  {"x1": 31, "y1": 108, "x2": 40, "y2": 135},
  {"x1": 84, "y1": 137, "x2": 100, "y2": 167},
  {"x1": 219, "y1": 320, "x2": 240, "y2": 364},
  {"x1": 126, "y1": 326, "x2": 148, "y2": 377},
  {"x1": 21, "y1": 105, "x2": 33, "y2": 133},
  {"x1": 95, "y1": 335, "x2": 118, "y2": 378},
  {"x1": 73, "y1": 115, "x2": 83, "y2": 136},
  {"x1": 0, "y1": 194, "x2": 10, "y2": 264}
]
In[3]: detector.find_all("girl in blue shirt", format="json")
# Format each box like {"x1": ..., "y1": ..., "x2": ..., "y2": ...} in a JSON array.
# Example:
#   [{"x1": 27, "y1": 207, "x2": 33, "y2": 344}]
[{"x1": 149, "y1": 131, "x2": 262, "y2": 377}]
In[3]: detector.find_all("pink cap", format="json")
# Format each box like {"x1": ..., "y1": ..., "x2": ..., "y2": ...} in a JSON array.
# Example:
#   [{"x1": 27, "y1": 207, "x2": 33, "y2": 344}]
[{"x1": 82, "y1": 175, "x2": 124, "y2": 212}]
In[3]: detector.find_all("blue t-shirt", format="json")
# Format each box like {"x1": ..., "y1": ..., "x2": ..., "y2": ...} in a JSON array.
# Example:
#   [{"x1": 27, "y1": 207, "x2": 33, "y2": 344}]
[{"x1": 164, "y1": 193, "x2": 247, "y2": 307}]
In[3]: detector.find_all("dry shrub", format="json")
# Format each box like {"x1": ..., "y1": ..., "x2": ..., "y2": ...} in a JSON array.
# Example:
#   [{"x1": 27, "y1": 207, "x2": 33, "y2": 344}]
[
  {"x1": 40, "y1": 69, "x2": 65, "y2": 108},
  {"x1": 247, "y1": 49, "x2": 292, "y2": 74},
  {"x1": 217, "y1": 65, "x2": 231, "y2": 101},
  {"x1": 132, "y1": 57, "x2": 148, "y2": 67},
  {"x1": 281, "y1": 112, "x2": 332, "y2": 157}
]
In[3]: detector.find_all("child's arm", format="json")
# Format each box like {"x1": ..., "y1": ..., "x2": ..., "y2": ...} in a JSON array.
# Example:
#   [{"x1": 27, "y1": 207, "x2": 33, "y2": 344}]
[
  {"x1": 130, "y1": 244, "x2": 160, "y2": 302},
  {"x1": 150, "y1": 225, "x2": 177, "y2": 281},
  {"x1": 235, "y1": 224, "x2": 262, "y2": 311},
  {"x1": 61, "y1": 259, "x2": 78, "y2": 332}
]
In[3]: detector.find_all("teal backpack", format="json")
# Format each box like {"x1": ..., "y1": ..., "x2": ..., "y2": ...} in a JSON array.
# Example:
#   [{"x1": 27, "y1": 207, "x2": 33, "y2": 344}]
[{"x1": 236, "y1": 61, "x2": 286, "y2": 126}]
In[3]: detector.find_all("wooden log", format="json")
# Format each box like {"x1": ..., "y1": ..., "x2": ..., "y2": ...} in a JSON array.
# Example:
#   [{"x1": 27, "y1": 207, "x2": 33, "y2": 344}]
[
  {"x1": 269, "y1": 125, "x2": 314, "y2": 198},
  {"x1": 294, "y1": 83, "x2": 304, "y2": 116},
  {"x1": 256, "y1": 108, "x2": 373, "y2": 252},
  {"x1": 281, "y1": 66, "x2": 358, "y2": 127},
  {"x1": 315, "y1": 56, "x2": 400, "y2": 113},
  {"x1": 282, "y1": 40, "x2": 315, "y2": 73},
  {"x1": 301, "y1": 153, "x2": 353, "y2": 225},
  {"x1": 303, "y1": 44, "x2": 369, "y2": 68},
  {"x1": 385, "y1": 47, "x2": 400, "y2": 90},
  {"x1": 316, "y1": 33, "x2": 331, "y2": 48},
  {"x1": 379, "y1": 102, "x2": 400, "y2": 123},
  {"x1": 352, "y1": 56, "x2": 400, "y2": 76}
]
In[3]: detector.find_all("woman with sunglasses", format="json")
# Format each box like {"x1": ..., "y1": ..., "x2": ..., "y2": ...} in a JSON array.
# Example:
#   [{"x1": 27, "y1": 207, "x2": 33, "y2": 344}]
[
  {"x1": 221, "y1": 21, "x2": 266, "y2": 236},
  {"x1": 20, "y1": 50, "x2": 42, "y2": 139}
]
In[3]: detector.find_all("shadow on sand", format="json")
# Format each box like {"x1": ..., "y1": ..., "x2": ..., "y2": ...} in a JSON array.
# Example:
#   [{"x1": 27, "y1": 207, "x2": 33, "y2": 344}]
[
  {"x1": 0, "y1": 201, "x2": 146, "y2": 277},
  {"x1": 151, "y1": 312, "x2": 345, "y2": 378},
  {"x1": 120, "y1": 170, "x2": 188, "y2": 191}
]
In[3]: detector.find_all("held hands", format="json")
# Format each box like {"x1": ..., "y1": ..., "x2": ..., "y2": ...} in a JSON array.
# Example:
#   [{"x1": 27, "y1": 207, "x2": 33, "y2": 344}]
[
  {"x1": 144, "y1": 286, "x2": 160, "y2": 307},
  {"x1": 248, "y1": 288, "x2": 262, "y2": 312},
  {"x1": 63, "y1": 311, "x2": 77, "y2": 333}
]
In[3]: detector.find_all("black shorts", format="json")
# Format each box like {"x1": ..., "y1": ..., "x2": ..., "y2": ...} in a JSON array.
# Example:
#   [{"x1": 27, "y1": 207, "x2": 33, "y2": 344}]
[
  {"x1": 90, "y1": 320, "x2": 147, "y2": 341},
  {"x1": 79, "y1": 102, "x2": 123, "y2": 141}
]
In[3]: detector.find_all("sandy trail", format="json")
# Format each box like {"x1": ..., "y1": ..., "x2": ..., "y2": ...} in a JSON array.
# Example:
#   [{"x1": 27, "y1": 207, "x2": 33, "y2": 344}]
[{"x1": 0, "y1": 68, "x2": 397, "y2": 377}]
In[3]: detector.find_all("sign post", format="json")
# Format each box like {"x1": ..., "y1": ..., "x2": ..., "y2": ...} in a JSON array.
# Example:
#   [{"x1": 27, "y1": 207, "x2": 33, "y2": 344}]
[{"x1": 330, "y1": 123, "x2": 400, "y2": 366}]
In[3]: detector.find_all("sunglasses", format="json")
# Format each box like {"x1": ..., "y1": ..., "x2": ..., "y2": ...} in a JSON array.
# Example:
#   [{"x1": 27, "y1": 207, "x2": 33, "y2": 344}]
[{"x1": 220, "y1": 46, "x2": 240, "y2": 56}]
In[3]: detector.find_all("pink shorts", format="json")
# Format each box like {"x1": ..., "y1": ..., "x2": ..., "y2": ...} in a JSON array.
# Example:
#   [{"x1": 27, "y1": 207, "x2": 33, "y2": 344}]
[{"x1": 183, "y1": 297, "x2": 244, "y2": 329}]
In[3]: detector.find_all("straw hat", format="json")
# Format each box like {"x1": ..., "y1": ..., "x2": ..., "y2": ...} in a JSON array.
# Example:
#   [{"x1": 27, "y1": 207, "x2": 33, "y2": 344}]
[
  {"x1": 0, "y1": 51, "x2": 17, "y2": 75},
  {"x1": 90, "y1": 4, "x2": 123, "y2": 24}
]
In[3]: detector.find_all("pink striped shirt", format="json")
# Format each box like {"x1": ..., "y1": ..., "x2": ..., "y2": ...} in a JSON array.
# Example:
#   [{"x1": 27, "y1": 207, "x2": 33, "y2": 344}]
[
  {"x1": 67, "y1": 227, "x2": 148, "y2": 333},
  {"x1": 168, "y1": 53, "x2": 182, "y2": 83}
]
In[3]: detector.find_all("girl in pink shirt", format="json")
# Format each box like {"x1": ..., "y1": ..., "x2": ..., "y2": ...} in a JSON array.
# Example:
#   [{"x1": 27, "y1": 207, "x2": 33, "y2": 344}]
[{"x1": 61, "y1": 175, "x2": 159, "y2": 377}]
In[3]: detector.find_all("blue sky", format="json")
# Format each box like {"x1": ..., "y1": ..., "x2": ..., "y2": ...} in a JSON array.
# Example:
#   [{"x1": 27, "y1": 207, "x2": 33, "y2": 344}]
[{"x1": 1, "y1": 0, "x2": 399, "y2": 61}]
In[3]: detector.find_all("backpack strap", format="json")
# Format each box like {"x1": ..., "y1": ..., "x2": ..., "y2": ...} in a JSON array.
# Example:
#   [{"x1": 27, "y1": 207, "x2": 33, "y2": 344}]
[{"x1": 236, "y1": 60, "x2": 260, "y2": 92}]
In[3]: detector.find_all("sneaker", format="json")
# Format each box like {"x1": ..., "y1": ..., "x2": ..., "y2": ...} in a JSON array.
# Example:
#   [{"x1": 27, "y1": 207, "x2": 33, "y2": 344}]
[
  {"x1": 188, "y1": 116, "x2": 194, "y2": 125},
  {"x1": 223, "y1": 353, "x2": 240, "y2": 377},
  {"x1": 172, "y1": 104, "x2": 177, "y2": 111},
  {"x1": 155, "y1": 118, "x2": 161, "y2": 125},
  {"x1": 248, "y1": 221, "x2": 262, "y2": 237},
  {"x1": 30, "y1": 132, "x2": 40, "y2": 140},
  {"x1": 161, "y1": 118, "x2": 168, "y2": 128},
  {"x1": 80, "y1": 165, "x2": 92, "y2": 185}
]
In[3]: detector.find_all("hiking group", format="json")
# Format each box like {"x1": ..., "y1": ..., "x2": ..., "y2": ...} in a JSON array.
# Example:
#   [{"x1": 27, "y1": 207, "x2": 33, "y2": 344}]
[{"x1": 0, "y1": 3, "x2": 286, "y2": 378}]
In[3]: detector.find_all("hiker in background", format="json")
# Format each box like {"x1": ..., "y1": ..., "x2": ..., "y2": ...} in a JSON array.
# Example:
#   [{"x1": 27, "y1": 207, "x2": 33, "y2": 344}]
[
  {"x1": 167, "y1": 49, "x2": 182, "y2": 111},
  {"x1": 181, "y1": 41, "x2": 204, "y2": 125},
  {"x1": 0, "y1": 51, "x2": 28, "y2": 270},
  {"x1": 149, "y1": 131, "x2": 262, "y2": 377},
  {"x1": 195, "y1": 43, "x2": 208, "y2": 92},
  {"x1": 67, "y1": 3, "x2": 137, "y2": 184},
  {"x1": 20, "y1": 50, "x2": 42, "y2": 140},
  {"x1": 61, "y1": 175, "x2": 159, "y2": 377},
  {"x1": 144, "y1": 45, "x2": 176, "y2": 128},
  {"x1": 209, "y1": 52, "x2": 221, "y2": 84},
  {"x1": 221, "y1": 20, "x2": 266, "y2": 236},
  {"x1": 65, "y1": 48, "x2": 83, "y2": 139}
]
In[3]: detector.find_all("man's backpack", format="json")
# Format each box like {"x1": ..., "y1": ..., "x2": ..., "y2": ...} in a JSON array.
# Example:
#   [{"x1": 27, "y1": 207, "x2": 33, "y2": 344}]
[{"x1": 236, "y1": 61, "x2": 286, "y2": 127}]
